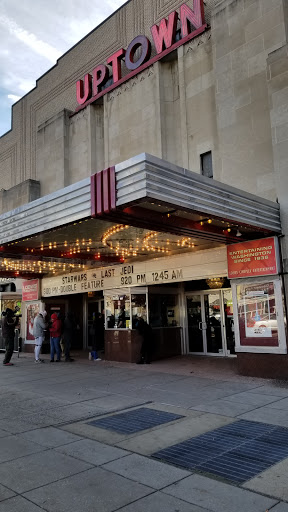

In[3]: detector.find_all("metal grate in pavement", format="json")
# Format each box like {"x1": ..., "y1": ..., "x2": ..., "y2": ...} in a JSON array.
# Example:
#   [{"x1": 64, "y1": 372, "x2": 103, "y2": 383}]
[
  {"x1": 153, "y1": 420, "x2": 288, "y2": 484},
  {"x1": 88, "y1": 407, "x2": 184, "y2": 434}
]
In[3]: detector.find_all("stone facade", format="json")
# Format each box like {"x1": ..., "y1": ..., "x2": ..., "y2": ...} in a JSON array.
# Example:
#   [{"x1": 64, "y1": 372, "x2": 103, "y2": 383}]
[
  {"x1": 1, "y1": 0, "x2": 288, "y2": 374},
  {"x1": 1, "y1": 0, "x2": 287, "y2": 211},
  {"x1": 0, "y1": 1, "x2": 269, "y2": 201}
]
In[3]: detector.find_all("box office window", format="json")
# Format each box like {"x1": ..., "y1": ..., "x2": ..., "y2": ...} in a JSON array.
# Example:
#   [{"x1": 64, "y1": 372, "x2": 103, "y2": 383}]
[
  {"x1": 149, "y1": 293, "x2": 179, "y2": 328},
  {"x1": 105, "y1": 288, "x2": 147, "y2": 329},
  {"x1": 105, "y1": 291, "x2": 131, "y2": 329},
  {"x1": 131, "y1": 294, "x2": 147, "y2": 327}
]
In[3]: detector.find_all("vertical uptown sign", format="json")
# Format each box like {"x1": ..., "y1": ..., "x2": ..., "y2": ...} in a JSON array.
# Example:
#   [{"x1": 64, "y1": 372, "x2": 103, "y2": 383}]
[{"x1": 75, "y1": 1, "x2": 206, "y2": 111}]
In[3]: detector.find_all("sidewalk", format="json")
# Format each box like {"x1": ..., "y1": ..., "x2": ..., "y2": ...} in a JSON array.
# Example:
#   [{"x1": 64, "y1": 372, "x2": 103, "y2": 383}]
[{"x1": 0, "y1": 353, "x2": 288, "y2": 511}]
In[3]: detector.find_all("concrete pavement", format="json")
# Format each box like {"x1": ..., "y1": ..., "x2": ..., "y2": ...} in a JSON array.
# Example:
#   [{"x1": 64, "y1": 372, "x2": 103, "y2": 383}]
[{"x1": 0, "y1": 353, "x2": 288, "y2": 511}]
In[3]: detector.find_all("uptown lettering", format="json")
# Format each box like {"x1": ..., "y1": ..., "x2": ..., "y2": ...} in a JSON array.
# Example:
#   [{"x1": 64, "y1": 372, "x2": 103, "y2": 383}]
[{"x1": 76, "y1": 1, "x2": 205, "y2": 107}]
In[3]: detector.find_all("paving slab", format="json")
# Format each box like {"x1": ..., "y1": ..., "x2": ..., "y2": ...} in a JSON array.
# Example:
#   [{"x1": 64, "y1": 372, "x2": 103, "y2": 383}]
[
  {"x1": 17, "y1": 396, "x2": 72, "y2": 413},
  {"x1": 24, "y1": 467, "x2": 153, "y2": 512},
  {"x1": 267, "y1": 397, "x2": 288, "y2": 410},
  {"x1": 31, "y1": 385, "x2": 112, "y2": 402},
  {"x1": 163, "y1": 474, "x2": 278, "y2": 512},
  {"x1": 269, "y1": 504, "x2": 288, "y2": 512},
  {"x1": 0, "y1": 390, "x2": 42, "y2": 403},
  {"x1": 0, "y1": 484, "x2": 15, "y2": 503},
  {"x1": 0, "y1": 417, "x2": 44, "y2": 434},
  {"x1": 0, "y1": 435, "x2": 46, "y2": 463},
  {"x1": 0, "y1": 429, "x2": 10, "y2": 439},
  {"x1": 190, "y1": 399, "x2": 257, "y2": 417},
  {"x1": 55, "y1": 438, "x2": 129, "y2": 465},
  {"x1": 19, "y1": 426, "x2": 83, "y2": 448},
  {"x1": 14, "y1": 411, "x2": 63, "y2": 427},
  {"x1": 244, "y1": 458, "x2": 288, "y2": 501},
  {"x1": 0, "y1": 496, "x2": 45, "y2": 512},
  {"x1": 211, "y1": 381, "x2": 262, "y2": 393},
  {"x1": 110, "y1": 372, "x2": 187, "y2": 388},
  {"x1": 118, "y1": 387, "x2": 211, "y2": 408},
  {"x1": 117, "y1": 490, "x2": 209, "y2": 511},
  {"x1": 145, "y1": 375, "x2": 217, "y2": 390},
  {"x1": 45, "y1": 402, "x2": 107, "y2": 422},
  {"x1": 0, "y1": 450, "x2": 93, "y2": 493},
  {"x1": 239, "y1": 406, "x2": 288, "y2": 427},
  {"x1": 81, "y1": 394, "x2": 148, "y2": 412},
  {"x1": 102, "y1": 453, "x2": 191, "y2": 489},
  {"x1": 252, "y1": 385, "x2": 288, "y2": 397},
  {"x1": 116, "y1": 413, "x2": 234, "y2": 455},
  {"x1": 144, "y1": 386, "x2": 246, "y2": 403},
  {"x1": 222, "y1": 391, "x2": 283, "y2": 407}
]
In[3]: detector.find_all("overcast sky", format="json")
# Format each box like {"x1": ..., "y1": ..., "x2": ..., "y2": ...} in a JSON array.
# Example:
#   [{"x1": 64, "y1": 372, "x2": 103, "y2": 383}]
[{"x1": 0, "y1": 0, "x2": 127, "y2": 136}]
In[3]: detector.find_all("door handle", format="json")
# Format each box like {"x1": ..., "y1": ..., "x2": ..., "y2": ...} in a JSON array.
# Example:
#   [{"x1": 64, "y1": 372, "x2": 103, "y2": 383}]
[{"x1": 199, "y1": 322, "x2": 207, "y2": 330}]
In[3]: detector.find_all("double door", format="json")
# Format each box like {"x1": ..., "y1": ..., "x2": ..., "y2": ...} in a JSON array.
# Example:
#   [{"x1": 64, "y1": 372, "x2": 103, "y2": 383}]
[{"x1": 186, "y1": 289, "x2": 235, "y2": 356}]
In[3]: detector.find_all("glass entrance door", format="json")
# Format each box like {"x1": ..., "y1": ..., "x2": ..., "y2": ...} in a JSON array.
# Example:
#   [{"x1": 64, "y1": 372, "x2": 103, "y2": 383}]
[
  {"x1": 186, "y1": 295, "x2": 204, "y2": 353},
  {"x1": 186, "y1": 289, "x2": 235, "y2": 356},
  {"x1": 204, "y1": 292, "x2": 223, "y2": 354}
]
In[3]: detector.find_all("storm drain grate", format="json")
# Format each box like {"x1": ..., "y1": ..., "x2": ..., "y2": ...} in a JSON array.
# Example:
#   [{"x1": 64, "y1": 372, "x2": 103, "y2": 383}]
[
  {"x1": 88, "y1": 407, "x2": 184, "y2": 434},
  {"x1": 153, "y1": 420, "x2": 288, "y2": 484}
]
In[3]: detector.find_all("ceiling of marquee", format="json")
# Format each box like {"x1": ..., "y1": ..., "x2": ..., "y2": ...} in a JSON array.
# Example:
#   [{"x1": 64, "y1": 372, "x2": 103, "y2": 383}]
[{"x1": 0, "y1": 203, "x2": 270, "y2": 279}]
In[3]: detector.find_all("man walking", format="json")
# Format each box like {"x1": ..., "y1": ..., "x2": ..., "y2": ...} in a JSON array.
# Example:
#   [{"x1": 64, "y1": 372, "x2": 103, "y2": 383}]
[
  {"x1": 33, "y1": 310, "x2": 47, "y2": 363},
  {"x1": 2, "y1": 308, "x2": 20, "y2": 366}
]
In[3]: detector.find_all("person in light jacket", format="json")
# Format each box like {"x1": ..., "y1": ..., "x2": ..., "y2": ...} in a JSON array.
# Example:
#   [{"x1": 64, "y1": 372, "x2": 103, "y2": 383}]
[
  {"x1": 49, "y1": 313, "x2": 62, "y2": 362},
  {"x1": 33, "y1": 310, "x2": 47, "y2": 364}
]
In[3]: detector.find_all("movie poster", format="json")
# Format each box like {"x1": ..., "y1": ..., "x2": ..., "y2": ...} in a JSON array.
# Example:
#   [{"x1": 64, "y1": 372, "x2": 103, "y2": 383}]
[
  {"x1": 26, "y1": 303, "x2": 40, "y2": 341},
  {"x1": 244, "y1": 292, "x2": 272, "y2": 338},
  {"x1": 236, "y1": 281, "x2": 278, "y2": 347}
]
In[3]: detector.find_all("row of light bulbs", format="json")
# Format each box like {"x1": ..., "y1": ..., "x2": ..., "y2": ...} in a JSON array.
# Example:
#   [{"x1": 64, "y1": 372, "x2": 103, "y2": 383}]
[
  {"x1": 101, "y1": 225, "x2": 197, "y2": 258},
  {"x1": 1, "y1": 259, "x2": 85, "y2": 275}
]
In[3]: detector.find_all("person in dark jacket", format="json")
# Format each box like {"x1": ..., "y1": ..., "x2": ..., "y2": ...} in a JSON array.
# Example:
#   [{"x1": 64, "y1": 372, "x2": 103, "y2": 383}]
[
  {"x1": 136, "y1": 317, "x2": 153, "y2": 364},
  {"x1": 63, "y1": 312, "x2": 76, "y2": 362},
  {"x1": 2, "y1": 308, "x2": 19, "y2": 366},
  {"x1": 49, "y1": 313, "x2": 62, "y2": 362},
  {"x1": 90, "y1": 312, "x2": 103, "y2": 361},
  {"x1": 117, "y1": 306, "x2": 126, "y2": 328}
]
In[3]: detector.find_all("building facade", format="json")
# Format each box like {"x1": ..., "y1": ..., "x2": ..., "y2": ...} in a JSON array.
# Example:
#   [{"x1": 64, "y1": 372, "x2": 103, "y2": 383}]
[{"x1": 0, "y1": 0, "x2": 288, "y2": 377}]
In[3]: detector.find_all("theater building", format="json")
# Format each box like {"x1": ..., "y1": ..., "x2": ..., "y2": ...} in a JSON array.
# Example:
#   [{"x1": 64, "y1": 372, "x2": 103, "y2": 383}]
[{"x1": 0, "y1": 0, "x2": 288, "y2": 378}]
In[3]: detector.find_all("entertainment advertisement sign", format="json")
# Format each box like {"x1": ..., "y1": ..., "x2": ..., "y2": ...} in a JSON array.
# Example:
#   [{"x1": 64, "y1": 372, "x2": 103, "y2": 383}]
[
  {"x1": 22, "y1": 280, "x2": 39, "y2": 301},
  {"x1": 227, "y1": 237, "x2": 279, "y2": 279}
]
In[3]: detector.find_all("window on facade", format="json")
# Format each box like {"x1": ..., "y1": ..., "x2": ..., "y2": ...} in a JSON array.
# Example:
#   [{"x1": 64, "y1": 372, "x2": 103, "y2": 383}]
[
  {"x1": 200, "y1": 151, "x2": 213, "y2": 178},
  {"x1": 104, "y1": 288, "x2": 148, "y2": 329},
  {"x1": 105, "y1": 291, "x2": 131, "y2": 329},
  {"x1": 148, "y1": 293, "x2": 180, "y2": 328}
]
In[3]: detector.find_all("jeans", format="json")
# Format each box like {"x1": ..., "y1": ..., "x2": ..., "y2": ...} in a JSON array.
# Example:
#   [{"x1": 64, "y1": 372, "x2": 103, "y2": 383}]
[
  {"x1": 34, "y1": 336, "x2": 43, "y2": 361},
  {"x1": 50, "y1": 337, "x2": 61, "y2": 361}
]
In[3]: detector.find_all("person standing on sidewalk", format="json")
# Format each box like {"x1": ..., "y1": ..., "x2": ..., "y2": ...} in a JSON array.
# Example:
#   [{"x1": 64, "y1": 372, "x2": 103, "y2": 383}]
[
  {"x1": 90, "y1": 312, "x2": 102, "y2": 361},
  {"x1": 49, "y1": 313, "x2": 62, "y2": 362},
  {"x1": 33, "y1": 310, "x2": 47, "y2": 363},
  {"x1": 2, "y1": 308, "x2": 20, "y2": 366},
  {"x1": 63, "y1": 312, "x2": 76, "y2": 362}
]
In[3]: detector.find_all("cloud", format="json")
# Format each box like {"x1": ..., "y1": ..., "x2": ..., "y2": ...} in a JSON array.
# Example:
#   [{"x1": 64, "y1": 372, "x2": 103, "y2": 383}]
[
  {"x1": 7, "y1": 94, "x2": 21, "y2": 103},
  {"x1": 0, "y1": 14, "x2": 61, "y2": 63},
  {"x1": 0, "y1": 0, "x2": 127, "y2": 136}
]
